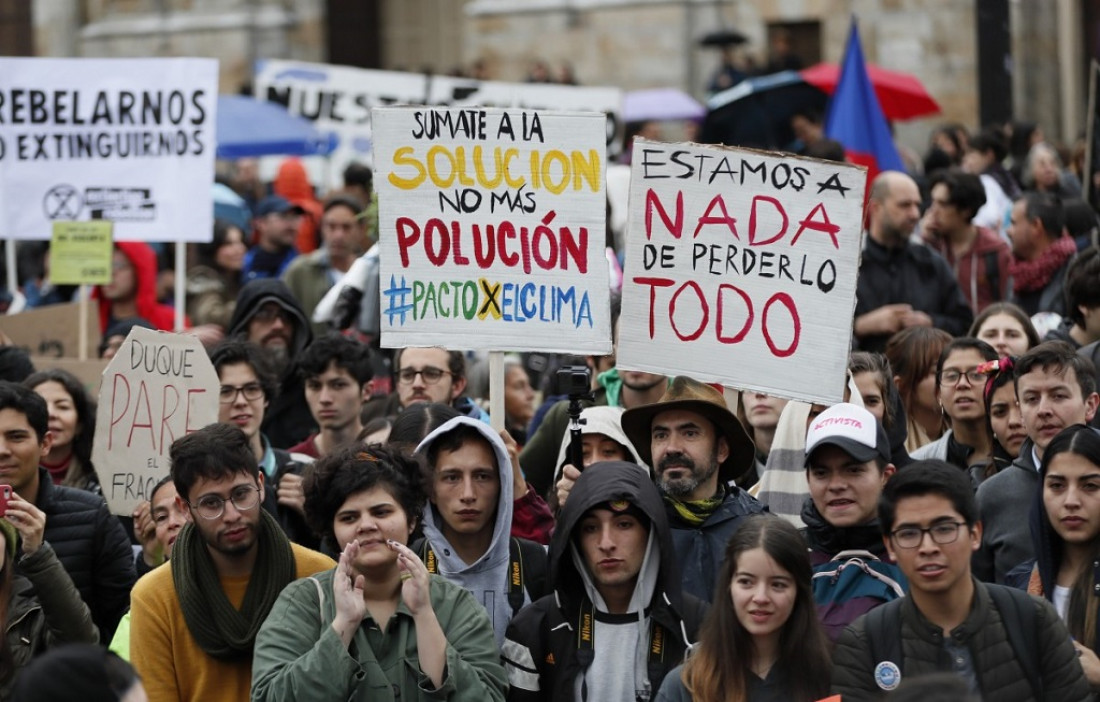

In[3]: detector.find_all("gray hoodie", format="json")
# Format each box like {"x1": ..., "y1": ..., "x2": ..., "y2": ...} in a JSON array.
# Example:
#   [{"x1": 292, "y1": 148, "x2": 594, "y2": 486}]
[{"x1": 416, "y1": 416, "x2": 526, "y2": 645}]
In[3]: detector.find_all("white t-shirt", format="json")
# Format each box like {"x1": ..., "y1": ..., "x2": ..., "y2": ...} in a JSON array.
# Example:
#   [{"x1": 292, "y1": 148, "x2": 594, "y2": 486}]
[{"x1": 1053, "y1": 584, "x2": 1071, "y2": 621}]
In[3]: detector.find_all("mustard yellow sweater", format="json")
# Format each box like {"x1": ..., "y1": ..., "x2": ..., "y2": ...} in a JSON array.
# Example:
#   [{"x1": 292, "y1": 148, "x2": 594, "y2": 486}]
[{"x1": 130, "y1": 543, "x2": 334, "y2": 702}]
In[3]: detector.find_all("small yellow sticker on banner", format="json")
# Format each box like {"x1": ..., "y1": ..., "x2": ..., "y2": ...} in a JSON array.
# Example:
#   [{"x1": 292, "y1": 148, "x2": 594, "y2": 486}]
[{"x1": 50, "y1": 221, "x2": 113, "y2": 285}]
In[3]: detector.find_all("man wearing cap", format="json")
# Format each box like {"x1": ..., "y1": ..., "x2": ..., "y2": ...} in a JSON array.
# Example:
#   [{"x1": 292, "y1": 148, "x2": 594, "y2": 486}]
[
  {"x1": 242, "y1": 195, "x2": 304, "y2": 283},
  {"x1": 802, "y1": 403, "x2": 904, "y2": 642},
  {"x1": 226, "y1": 280, "x2": 315, "y2": 449},
  {"x1": 620, "y1": 376, "x2": 765, "y2": 603},
  {"x1": 502, "y1": 461, "x2": 704, "y2": 702}
]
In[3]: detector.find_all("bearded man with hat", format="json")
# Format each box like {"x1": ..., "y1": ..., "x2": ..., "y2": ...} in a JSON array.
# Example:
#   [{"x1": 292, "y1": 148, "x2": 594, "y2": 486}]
[{"x1": 617, "y1": 376, "x2": 766, "y2": 603}]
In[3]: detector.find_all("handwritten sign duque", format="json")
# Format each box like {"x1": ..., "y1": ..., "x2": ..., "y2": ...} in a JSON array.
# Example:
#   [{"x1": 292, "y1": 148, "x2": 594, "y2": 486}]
[{"x1": 92, "y1": 327, "x2": 218, "y2": 515}]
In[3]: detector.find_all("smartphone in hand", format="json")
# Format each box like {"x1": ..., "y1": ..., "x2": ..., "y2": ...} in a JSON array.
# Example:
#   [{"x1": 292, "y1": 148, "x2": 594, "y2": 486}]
[{"x1": 0, "y1": 485, "x2": 12, "y2": 517}]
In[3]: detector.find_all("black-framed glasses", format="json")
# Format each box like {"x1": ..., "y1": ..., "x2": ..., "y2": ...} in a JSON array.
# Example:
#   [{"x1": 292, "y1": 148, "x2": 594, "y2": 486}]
[
  {"x1": 938, "y1": 369, "x2": 989, "y2": 386},
  {"x1": 188, "y1": 485, "x2": 261, "y2": 520},
  {"x1": 218, "y1": 383, "x2": 264, "y2": 404},
  {"x1": 890, "y1": 521, "x2": 967, "y2": 549},
  {"x1": 397, "y1": 367, "x2": 452, "y2": 385}
]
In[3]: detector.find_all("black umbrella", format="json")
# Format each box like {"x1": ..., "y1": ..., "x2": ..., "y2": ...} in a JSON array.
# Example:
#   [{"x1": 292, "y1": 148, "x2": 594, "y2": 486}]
[
  {"x1": 699, "y1": 70, "x2": 828, "y2": 150},
  {"x1": 699, "y1": 29, "x2": 748, "y2": 47}
]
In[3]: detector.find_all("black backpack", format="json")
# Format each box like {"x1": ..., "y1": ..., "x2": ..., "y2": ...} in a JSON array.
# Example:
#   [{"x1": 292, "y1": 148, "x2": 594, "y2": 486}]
[{"x1": 863, "y1": 584, "x2": 1042, "y2": 698}]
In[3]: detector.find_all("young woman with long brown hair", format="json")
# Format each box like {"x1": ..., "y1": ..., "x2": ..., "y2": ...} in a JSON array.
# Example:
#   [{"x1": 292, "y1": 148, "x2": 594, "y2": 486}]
[{"x1": 655, "y1": 514, "x2": 831, "y2": 702}]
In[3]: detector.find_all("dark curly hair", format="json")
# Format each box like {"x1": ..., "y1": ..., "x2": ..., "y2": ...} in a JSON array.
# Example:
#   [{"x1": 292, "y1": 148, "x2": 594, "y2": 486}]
[{"x1": 303, "y1": 444, "x2": 426, "y2": 546}]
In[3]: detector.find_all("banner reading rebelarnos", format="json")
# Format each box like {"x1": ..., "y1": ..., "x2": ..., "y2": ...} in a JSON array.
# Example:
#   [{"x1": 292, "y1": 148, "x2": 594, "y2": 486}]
[
  {"x1": 0, "y1": 58, "x2": 217, "y2": 242},
  {"x1": 373, "y1": 106, "x2": 611, "y2": 354},
  {"x1": 618, "y1": 139, "x2": 866, "y2": 405}
]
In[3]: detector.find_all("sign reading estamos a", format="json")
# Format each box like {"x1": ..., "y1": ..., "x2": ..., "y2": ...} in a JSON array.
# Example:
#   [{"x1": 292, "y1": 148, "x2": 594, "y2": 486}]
[
  {"x1": 374, "y1": 106, "x2": 611, "y2": 354},
  {"x1": 617, "y1": 140, "x2": 866, "y2": 405}
]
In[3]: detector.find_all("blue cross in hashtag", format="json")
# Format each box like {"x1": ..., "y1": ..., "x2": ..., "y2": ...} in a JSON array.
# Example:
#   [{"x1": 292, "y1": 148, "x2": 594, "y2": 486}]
[{"x1": 382, "y1": 274, "x2": 414, "y2": 326}]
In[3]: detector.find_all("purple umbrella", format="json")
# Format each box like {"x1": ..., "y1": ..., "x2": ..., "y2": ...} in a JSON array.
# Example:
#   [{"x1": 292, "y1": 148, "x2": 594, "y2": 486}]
[{"x1": 623, "y1": 88, "x2": 705, "y2": 123}]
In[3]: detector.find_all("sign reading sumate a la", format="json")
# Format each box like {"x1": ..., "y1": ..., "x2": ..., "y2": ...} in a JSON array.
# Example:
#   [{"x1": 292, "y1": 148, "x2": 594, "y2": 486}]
[{"x1": 373, "y1": 106, "x2": 611, "y2": 355}]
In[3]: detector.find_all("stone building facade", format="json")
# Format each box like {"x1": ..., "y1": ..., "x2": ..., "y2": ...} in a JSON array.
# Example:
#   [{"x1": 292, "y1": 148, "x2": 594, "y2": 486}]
[{"x1": 18, "y1": 0, "x2": 1091, "y2": 149}]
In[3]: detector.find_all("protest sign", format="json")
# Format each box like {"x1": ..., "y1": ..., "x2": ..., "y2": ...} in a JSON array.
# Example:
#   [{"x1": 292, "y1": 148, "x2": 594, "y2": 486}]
[
  {"x1": 0, "y1": 302, "x2": 99, "y2": 359},
  {"x1": 618, "y1": 140, "x2": 866, "y2": 405},
  {"x1": 253, "y1": 60, "x2": 622, "y2": 187},
  {"x1": 373, "y1": 106, "x2": 612, "y2": 354},
  {"x1": 92, "y1": 327, "x2": 218, "y2": 515},
  {"x1": 0, "y1": 57, "x2": 217, "y2": 242},
  {"x1": 49, "y1": 221, "x2": 112, "y2": 285}
]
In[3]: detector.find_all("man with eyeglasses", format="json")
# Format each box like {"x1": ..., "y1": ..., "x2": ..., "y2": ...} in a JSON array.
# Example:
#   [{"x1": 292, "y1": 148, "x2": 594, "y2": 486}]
[
  {"x1": 227, "y1": 279, "x2": 315, "y2": 449},
  {"x1": 129, "y1": 423, "x2": 333, "y2": 702},
  {"x1": 910, "y1": 339, "x2": 999, "y2": 483},
  {"x1": 975, "y1": 341, "x2": 1100, "y2": 583},
  {"x1": 832, "y1": 461, "x2": 1088, "y2": 700},
  {"x1": 210, "y1": 340, "x2": 317, "y2": 548},
  {"x1": 370, "y1": 346, "x2": 489, "y2": 421}
]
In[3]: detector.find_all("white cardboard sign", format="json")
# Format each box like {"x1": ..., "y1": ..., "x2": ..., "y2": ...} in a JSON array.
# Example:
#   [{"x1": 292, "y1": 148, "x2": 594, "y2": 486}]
[
  {"x1": 92, "y1": 327, "x2": 219, "y2": 515},
  {"x1": 253, "y1": 59, "x2": 623, "y2": 182},
  {"x1": 618, "y1": 140, "x2": 866, "y2": 404},
  {"x1": 373, "y1": 106, "x2": 611, "y2": 354},
  {"x1": 0, "y1": 57, "x2": 217, "y2": 242}
]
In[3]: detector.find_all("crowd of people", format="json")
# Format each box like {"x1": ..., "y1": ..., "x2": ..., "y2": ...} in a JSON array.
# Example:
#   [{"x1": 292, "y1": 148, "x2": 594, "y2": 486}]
[{"x1": 0, "y1": 113, "x2": 1099, "y2": 702}]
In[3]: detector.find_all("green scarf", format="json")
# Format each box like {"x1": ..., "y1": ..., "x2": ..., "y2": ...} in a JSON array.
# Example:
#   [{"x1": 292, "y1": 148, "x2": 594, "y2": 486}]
[
  {"x1": 665, "y1": 492, "x2": 725, "y2": 527},
  {"x1": 172, "y1": 508, "x2": 295, "y2": 660}
]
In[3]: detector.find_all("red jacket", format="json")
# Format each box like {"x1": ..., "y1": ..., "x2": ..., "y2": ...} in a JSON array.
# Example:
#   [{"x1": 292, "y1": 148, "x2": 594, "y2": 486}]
[
  {"x1": 94, "y1": 241, "x2": 182, "y2": 333},
  {"x1": 273, "y1": 158, "x2": 323, "y2": 254},
  {"x1": 924, "y1": 226, "x2": 1012, "y2": 314}
]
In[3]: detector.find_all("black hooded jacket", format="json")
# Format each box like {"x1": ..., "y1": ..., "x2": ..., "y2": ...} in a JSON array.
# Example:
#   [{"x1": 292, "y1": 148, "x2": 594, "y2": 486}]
[
  {"x1": 502, "y1": 462, "x2": 706, "y2": 702},
  {"x1": 227, "y1": 279, "x2": 316, "y2": 449}
]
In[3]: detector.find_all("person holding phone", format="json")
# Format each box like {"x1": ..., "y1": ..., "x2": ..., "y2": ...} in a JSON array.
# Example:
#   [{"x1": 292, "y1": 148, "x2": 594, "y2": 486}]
[{"x1": 0, "y1": 508, "x2": 99, "y2": 696}]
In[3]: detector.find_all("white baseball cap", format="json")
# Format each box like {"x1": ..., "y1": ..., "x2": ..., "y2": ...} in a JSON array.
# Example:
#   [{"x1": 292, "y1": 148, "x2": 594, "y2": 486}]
[{"x1": 804, "y1": 402, "x2": 891, "y2": 465}]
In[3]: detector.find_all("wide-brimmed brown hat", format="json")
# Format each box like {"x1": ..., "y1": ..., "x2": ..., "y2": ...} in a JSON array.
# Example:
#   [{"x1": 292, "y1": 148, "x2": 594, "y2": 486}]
[{"x1": 621, "y1": 376, "x2": 756, "y2": 485}]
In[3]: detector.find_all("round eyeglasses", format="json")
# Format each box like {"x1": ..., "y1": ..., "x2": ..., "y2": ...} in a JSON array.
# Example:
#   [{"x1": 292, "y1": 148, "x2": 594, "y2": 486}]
[{"x1": 187, "y1": 485, "x2": 261, "y2": 520}]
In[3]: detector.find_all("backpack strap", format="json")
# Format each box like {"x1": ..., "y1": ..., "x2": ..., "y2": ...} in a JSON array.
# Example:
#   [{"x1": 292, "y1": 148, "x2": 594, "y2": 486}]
[
  {"x1": 813, "y1": 552, "x2": 907, "y2": 599},
  {"x1": 508, "y1": 538, "x2": 526, "y2": 616},
  {"x1": 516, "y1": 537, "x2": 550, "y2": 602},
  {"x1": 862, "y1": 599, "x2": 904, "y2": 692},
  {"x1": 986, "y1": 584, "x2": 1042, "y2": 699}
]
